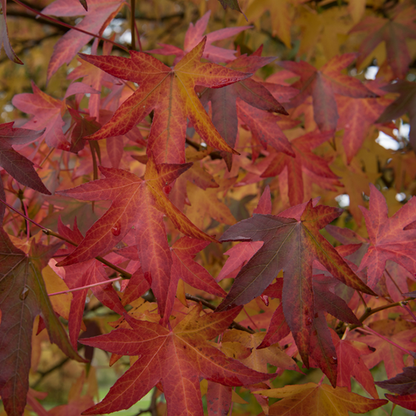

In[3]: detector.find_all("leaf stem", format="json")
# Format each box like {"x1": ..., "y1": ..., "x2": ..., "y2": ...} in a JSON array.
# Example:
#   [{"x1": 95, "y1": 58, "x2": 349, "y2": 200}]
[
  {"x1": 48, "y1": 276, "x2": 123, "y2": 296},
  {"x1": 12, "y1": 0, "x2": 129, "y2": 52}
]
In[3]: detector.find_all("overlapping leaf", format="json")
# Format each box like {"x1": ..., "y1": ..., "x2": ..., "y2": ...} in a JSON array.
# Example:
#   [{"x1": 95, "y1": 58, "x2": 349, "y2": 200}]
[
  {"x1": 279, "y1": 53, "x2": 376, "y2": 131},
  {"x1": 0, "y1": 231, "x2": 85, "y2": 416},
  {"x1": 217, "y1": 200, "x2": 374, "y2": 366},
  {"x1": 359, "y1": 184, "x2": 416, "y2": 288},
  {"x1": 79, "y1": 305, "x2": 272, "y2": 415},
  {"x1": 256, "y1": 383, "x2": 387, "y2": 415},
  {"x1": 376, "y1": 366, "x2": 416, "y2": 395},
  {"x1": 0, "y1": 0, "x2": 23, "y2": 64},
  {"x1": 350, "y1": 5, "x2": 416, "y2": 79},
  {"x1": 149, "y1": 11, "x2": 251, "y2": 64},
  {"x1": 200, "y1": 49, "x2": 288, "y2": 168},
  {"x1": 261, "y1": 129, "x2": 339, "y2": 205},
  {"x1": 41, "y1": 0, "x2": 123, "y2": 80},
  {"x1": 0, "y1": 122, "x2": 50, "y2": 194},
  {"x1": 79, "y1": 38, "x2": 251, "y2": 164}
]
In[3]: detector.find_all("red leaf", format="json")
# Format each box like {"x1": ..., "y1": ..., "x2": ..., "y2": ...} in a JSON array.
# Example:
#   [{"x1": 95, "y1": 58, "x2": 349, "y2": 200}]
[
  {"x1": 0, "y1": 122, "x2": 50, "y2": 194},
  {"x1": 79, "y1": 305, "x2": 271, "y2": 415},
  {"x1": 359, "y1": 184, "x2": 416, "y2": 289},
  {"x1": 350, "y1": 6, "x2": 416, "y2": 79},
  {"x1": 41, "y1": 0, "x2": 123, "y2": 80},
  {"x1": 386, "y1": 393, "x2": 416, "y2": 410},
  {"x1": 80, "y1": 38, "x2": 251, "y2": 163},
  {"x1": 217, "y1": 201, "x2": 374, "y2": 366},
  {"x1": 0, "y1": 231, "x2": 85, "y2": 416},
  {"x1": 279, "y1": 54, "x2": 376, "y2": 131}
]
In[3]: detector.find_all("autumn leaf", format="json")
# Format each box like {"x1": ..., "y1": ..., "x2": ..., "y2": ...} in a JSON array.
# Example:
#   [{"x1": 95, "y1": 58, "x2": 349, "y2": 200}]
[
  {"x1": 79, "y1": 38, "x2": 251, "y2": 164},
  {"x1": 349, "y1": 5, "x2": 416, "y2": 79},
  {"x1": 336, "y1": 81, "x2": 391, "y2": 163},
  {"x1": 376, "y1": 80, "x2": 416, "y2": 149},
  {"x1": 55, "y1": 158, "x2": 216, "y2": 318},
  {"x1": 149, "y1": 11, "x2": 251, "y2": 64},
  {"x1": 170, "y1": 237, "x2": 226, "y2": 298},
  {"x1": 359, "y1": 319, "x2": 416, "y2": 378},
  {"x1": 41, "y1": 0, "x2": 123, "y2": 80},
  {"x1": 243, "y1": 0, "x2": 295, "y2": 48},
  {"x1": 358, "y1": 184, "x2": 416, "y2": 289},
  {"x1": 12, "y1": 81, "x2": 100, "y2": 149},
  {"x1": 332, "y1": 335, "x2": 379, "y2": 398},
  {"x1": 279, "y1": 53, "x2": 376, "y2": 131},
  {"x1": 261, "y1": 129, "x2": 340, "y2": 205},
  {"x1": 376, "y1": 366, "x2": 416, "y2": 395},
  {"x1": 0, "y1": 122, "x2": 50, "y2": 194},
  {"x1": 0, "y1": 231, "x2": 85, "y2": 416},
  {"x1": 200, "y1": 48, "x2": 288, "y2": 169},
  {"x1": 50, "y1": 218, "x2": 125, "y2": 348},
  {"x1": 217, "y1": 200, "x2": 374, "y2": 366},
  {"x1": 256, "y1": 383, "x2": 387, "y2": 415},
  {"x1": 385, "y1": 393, "x2": 416, "y2": 410},
  {"x1": 221, "y1": 329, "x2": 298, "y2": 374},
  {"x1": 0, "y1": 0, "x2": 23, "y2": 64},
  {"x1": 79, "y1": 305, "x2": 272, "y2": 415}
]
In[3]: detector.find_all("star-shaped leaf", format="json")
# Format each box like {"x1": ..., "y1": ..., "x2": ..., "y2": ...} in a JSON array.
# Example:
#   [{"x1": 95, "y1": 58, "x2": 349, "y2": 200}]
[
  {"x1": 279, "y1": 54, "x2": 376, "y2": 131},
  {"x1": 79, "y1": 305, "x2": 272, "y2": 415},
  {"x1": 256, "y1": 383, "x2": 387, "y2": 415},
  {"x1": 217, "y1": 200, "x2": 374, "y2": 366},
  {"x1": 349, "y1": 6, "x2": 416, "y2": 79},
  {"x1": 0, "y1": 231, "x2": 85, "y2": 416},
  {"x1": 0, "y1": 122, "x2": 50, "y2": 194},
  {"x1": 80, "y1": 38, "x2": 251, "y2": 164},
  {"x1": 359, "y1": 184, "x2": 416, "y2": 288}
]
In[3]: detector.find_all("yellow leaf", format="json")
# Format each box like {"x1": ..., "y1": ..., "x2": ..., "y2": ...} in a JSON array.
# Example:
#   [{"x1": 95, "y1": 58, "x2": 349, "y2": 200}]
[{"x1": 42, "y1": 265, "x2": 72, "y2": 320}]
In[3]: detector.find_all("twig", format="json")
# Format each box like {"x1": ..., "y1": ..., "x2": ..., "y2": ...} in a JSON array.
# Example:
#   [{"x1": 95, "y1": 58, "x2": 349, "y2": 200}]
[{"x1": 31, "y1": 357, "x2": 70, "y2": 389}]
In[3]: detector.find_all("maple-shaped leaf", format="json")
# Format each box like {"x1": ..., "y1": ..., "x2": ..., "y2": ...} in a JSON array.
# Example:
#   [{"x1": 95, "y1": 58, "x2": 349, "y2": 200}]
[
  {"x1": 149, "y1": 11, "x2": 251, "y2": 64},
  {"x1": 12, "y1": 81, "x2": 99, "y2": 149},
  {"x1": 385, "y1": 393, "x2": 416, "y2": 410},
  {"x1": 0, "y1": 231, "x2": 85, "y2": 416},
  {"x1": 41, "y1": 0, "x2": 123, "y2": 80},
  {"x1": 256, "y1": 383, "x2": 387, "y2": 415},
  {"x1": 261, "y1": 130, "x2": 339, "y2": 205},
  {"x1": 51, "y1": 219, "x2": 125, "y2": 348},
  {"x1": 79, "y1": 305, "x2": 272, "y2": 415},
  {"x1": 200, "y1": 48, "x2": 288, "y2": 169},
  {"x1": 349, "y1": 6, "x2": 416, "y2": 79},
  {"x1": 332, "y1": 335, "x2": 379, "y2": 398},
  {"x1": 0, "y1": 0, "x2": 23, "y2": 64},
  {"x1": 358, "y1": 184, "x2": 416, "y2": 289},
  {"x1": 56, "y1": 159, "x2": 215, "y2": 318},
  {"x1": 279, "y1": 54, "x2": 376, "y2": 131},
  {"x1": 221, "y1": 329, "x2": 298, "y2": 374},
  {"x1": 376, "y1": 366, "x2": 416, "y2": 395},
  {"x1": 336, "y1": 81, "x2": 392, "y2": 163},
  {"x1": 170, "y1": 237, "x2": 226, "y2": 298},
  {"x1": 217, "y1": 200, "x2": 374, "y2": 366},
  {"x1": 359, "y1": 319, "x2": 416, "y2": 378},
  {"x1": 243, "y1": 0, "x2": 297, "y2": 48},
  {"x1": 0, "y1": 122, "x2": 50, "y2": 194},
  {"x1": 79, "y1": 38, "x2": 251, "y2": 164},
  {"x1": 376, "y1": 80, "x2": 416, "y2": 149},
  {"x1": 57, "y1": 158, "x2": 214, "y2": 267}
]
